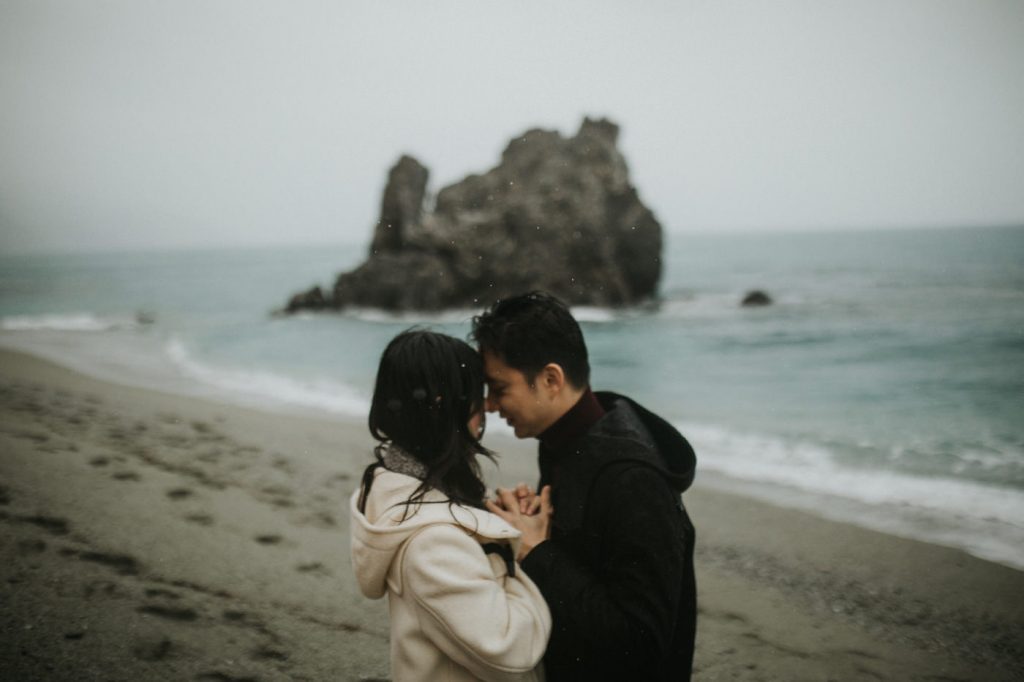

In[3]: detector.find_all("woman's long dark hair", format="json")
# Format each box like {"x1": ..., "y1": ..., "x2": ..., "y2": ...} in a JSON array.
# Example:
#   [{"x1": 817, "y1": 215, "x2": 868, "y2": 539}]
[{"x1": 358, "y1": 329, "x2": 493, "y2": 514}]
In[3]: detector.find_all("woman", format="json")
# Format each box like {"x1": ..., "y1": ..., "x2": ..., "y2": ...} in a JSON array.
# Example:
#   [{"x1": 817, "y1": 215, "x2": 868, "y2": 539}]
[{"x1": 350, "y1": 330, "x2": 551, "y2": 681}]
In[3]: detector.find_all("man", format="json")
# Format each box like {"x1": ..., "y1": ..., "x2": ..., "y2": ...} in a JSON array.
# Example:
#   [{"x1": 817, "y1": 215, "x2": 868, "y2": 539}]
[{"x1": 474, "y1": 292, "x2": 697, "y2": 682}]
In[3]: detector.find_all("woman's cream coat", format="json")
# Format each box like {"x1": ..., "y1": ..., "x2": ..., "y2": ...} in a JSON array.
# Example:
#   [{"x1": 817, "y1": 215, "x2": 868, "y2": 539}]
[{"x1": 350, "y1": 468, "x2": 551, "y2": 681}]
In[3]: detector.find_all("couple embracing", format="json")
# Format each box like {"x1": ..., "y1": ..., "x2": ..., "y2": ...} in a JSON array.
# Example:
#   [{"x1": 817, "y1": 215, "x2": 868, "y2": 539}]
[{"x1": 350, "y1": 292, "x2": 697, "y2": 681}]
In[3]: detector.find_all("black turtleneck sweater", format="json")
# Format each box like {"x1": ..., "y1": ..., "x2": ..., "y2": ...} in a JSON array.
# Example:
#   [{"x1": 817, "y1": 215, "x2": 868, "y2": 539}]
[{"x1": 537, "y1": 388, "x2": 606, "y2": 492}]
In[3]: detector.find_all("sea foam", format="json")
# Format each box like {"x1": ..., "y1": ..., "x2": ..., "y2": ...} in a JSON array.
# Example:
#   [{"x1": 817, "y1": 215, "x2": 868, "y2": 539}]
[
  {"x1": 166, "y1": 338, "x2": 369, "y2": 417},
  {"x1": 684, "y1": 421, "x2": 1024, "y2": 569},
  {"x1": 1, "y1": 313, "x2": 133, "y2": 332}
]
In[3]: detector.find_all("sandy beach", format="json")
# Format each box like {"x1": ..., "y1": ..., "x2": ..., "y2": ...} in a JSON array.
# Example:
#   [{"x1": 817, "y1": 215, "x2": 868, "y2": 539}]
[{"x1": 1, "y1": 348, "x2": 1021, "y2": 681}]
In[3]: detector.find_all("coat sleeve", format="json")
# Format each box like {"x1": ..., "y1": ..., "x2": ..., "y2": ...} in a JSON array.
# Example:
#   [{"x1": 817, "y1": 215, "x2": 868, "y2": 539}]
[
  {"x1": 520, "y1": 465, "x2": 689, "y2": 672},
  {"x1": 401, "y1": 523, "x2": 552, "y2": 681}
]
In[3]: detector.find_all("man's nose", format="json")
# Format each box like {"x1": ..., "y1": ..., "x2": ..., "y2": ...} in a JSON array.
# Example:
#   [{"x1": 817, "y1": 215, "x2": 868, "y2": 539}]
[{"x1": 485, "y1": 393, "x2": 498, "y2": 413}]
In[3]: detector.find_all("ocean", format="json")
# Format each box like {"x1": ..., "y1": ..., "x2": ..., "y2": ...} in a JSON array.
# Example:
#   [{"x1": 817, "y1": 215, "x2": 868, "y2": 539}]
[{"x1": 2, "y1": 226, "x2": 1023, "y2": 569}]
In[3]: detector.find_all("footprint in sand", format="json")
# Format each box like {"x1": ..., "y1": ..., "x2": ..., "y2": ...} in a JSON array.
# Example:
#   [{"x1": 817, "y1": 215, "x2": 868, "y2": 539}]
[
  {"x1": 19, "y1": 514, "x2": 70, "y2": 536},
  {"x1": 197, "y1": 672, "x2": 260, "y2": 682},
  {"x1": 137, "y1": 604, "x2": 199, "y2": 621},
  {"x1": 13, "y1": 429, "x2": 49, "y2": 443},
  {"x1": 133, "y1": 635, "x2": 174, "y2": 662},
  {"x1": 89, "y1": 457, "x2": 109, "y2": 467},
  {"x1": 260, "y1": 484, "x2": 296, "y2": 509},
  {"x1": 295, "y1": 562, "x2": 332, "y2": 577},
  {"x1": 251, "y1": 645, "x2": 289, "y2": 662},
  {"x1": 112, "y1": 471, "x2": 141, "y2": 482},
  {"x1": 261, "y1": 483, "x2": 294, "y2": 497},
  {"x1": 254, "y1": 534, "x2": 283, "y2": 546},
  {"x1": 17, "y1": 539, "x2": 47, "y2": 555},
  {"x1": 271, "y1": 456, "x2": 295, "y2": 473},
  {"x1": 82, "y1": 579, "x2": 120, "y2": 598},
  {"x1": 167, "y1": 488, "x2": 194, "y2": 500},
  {"x1": 197, "y1": 450, "x2": 221, "y2": 463},
  {"x1": 144, "y1": 588, "x2": 182, "y2": 600},
  {"x1": 720, "y1": 611, "x2": 750, "y2": 624},
  {"x1": 326, "y1": 472, "x2": 352, "y2": 488},
  {"x1": 184, "y1": 513, "x2": 214, "y2": 526},
  {"x1": 77, "y1": 551, "x2": 141, "y2": 576},
  {"x1": 307, "y1": 511, "x2": 337, "y2": 528},
  {"x1": 161, "y1": 434, "x2": 195, "y2": 448}
]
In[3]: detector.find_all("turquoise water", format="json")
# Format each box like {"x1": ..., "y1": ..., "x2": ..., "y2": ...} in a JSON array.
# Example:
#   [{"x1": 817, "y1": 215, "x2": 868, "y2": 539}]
[{"x1": 2, "y1": 226, "x2": 1023, "y2": 567}]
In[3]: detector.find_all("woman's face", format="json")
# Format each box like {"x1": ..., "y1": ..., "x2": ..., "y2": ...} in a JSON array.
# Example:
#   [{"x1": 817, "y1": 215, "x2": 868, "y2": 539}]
[{"x1": 467, "y1": 409, "x2": 485, "y2": 440}]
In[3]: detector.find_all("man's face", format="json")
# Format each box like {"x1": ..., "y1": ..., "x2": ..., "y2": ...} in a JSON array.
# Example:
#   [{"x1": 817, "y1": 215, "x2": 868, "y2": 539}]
[{"x1": 482, "y1": 351, "x2": 560, "y2": 439}]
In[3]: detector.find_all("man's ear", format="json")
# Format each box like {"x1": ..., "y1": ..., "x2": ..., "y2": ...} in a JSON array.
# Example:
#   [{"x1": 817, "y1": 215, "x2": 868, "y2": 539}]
[{"x1": 539, "y1": 363, "x2": 566, "y2": 395}]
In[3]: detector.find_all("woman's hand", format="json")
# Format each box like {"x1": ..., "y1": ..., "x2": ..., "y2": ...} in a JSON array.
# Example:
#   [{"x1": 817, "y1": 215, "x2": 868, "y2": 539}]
[{"x1": 486, "y1": 485, "x2": 553, "y2": 561}]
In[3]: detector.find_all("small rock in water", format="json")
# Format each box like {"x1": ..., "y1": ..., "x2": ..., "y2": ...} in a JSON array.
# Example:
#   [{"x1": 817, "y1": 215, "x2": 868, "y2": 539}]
[{"x1": 741, "y1": 290, "x2": 773, "y2": 307}]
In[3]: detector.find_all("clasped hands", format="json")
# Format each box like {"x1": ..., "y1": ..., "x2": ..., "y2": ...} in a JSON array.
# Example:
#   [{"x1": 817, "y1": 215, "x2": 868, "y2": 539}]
[{"x1": 485, "y1": 483, "x2": 553, "y2": 562}]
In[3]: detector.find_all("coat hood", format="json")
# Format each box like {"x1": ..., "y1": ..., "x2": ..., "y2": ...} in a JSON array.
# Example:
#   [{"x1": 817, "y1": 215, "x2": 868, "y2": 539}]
[
  {"x1": 592, "y1": 391, "x2": 697, "y2": 492},
  {"x1": 537, "y1": 391, "x2": 697, "y2": 540},
  {"x1": 349, "y1": 468, "x2": 520, "y2": 599}
]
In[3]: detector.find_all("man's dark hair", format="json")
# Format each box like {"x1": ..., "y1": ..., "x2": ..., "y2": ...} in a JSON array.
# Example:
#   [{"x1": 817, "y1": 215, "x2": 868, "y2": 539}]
[{"x1": 471, "y1": 291, "x2": 590, "y2": 388}]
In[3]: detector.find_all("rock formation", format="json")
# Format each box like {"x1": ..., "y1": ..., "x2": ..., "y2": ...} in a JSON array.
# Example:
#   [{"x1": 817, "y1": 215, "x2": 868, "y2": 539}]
[{"x1": 284, "y1": 118, "x2": 663, "y2": 312}]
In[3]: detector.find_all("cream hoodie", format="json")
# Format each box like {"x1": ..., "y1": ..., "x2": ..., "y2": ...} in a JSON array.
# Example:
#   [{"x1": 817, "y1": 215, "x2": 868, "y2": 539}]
[{"x1": 350, "y1": 468, "x2": 551, "y2": 681}]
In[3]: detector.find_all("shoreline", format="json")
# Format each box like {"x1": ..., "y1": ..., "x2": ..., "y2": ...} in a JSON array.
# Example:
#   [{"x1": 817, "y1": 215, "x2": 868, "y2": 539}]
[
  {"x1": 2, "y1": 348, "x2": 1022, "y2": 680},
  {"x1": 5, "y1": 329, "x2": 1021, "y2": 574}
]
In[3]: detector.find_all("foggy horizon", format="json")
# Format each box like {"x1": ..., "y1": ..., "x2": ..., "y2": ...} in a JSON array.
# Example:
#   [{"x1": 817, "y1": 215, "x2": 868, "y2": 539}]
[{"x1": 3, "y1": 0, "x2": 1023, "y2": 254}]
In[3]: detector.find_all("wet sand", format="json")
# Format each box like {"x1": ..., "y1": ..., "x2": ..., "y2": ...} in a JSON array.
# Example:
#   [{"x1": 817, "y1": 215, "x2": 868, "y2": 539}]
[{"x1": 1, "y1": 348, "x2": 1021, "y2": 681}]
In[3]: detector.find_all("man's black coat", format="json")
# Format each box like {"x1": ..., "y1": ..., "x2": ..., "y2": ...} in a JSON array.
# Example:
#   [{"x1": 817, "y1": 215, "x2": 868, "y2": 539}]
[{"x1": 520, "y1": 392, "x2": 697, "y2": 681}]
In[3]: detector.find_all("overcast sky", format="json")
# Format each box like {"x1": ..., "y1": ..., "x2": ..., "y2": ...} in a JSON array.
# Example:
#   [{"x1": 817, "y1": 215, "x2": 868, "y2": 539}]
[{"x1": 2, "y1": 0, "x2": 1023, "y2": 253}]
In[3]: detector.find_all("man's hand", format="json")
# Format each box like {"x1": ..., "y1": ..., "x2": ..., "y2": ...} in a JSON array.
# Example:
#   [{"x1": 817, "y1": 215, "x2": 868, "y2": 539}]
[
  {"x1": 486, "y1": 485, "x2": 553, "y2": 561},
  {"x1": 511, "y1": 483, "x2": 543, "y2": 515}
]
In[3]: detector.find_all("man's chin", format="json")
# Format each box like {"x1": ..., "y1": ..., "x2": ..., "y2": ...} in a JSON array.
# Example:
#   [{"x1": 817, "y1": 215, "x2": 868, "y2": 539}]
[{"x1": 512, "y1": 425, "x2": 536, "y2": 439}]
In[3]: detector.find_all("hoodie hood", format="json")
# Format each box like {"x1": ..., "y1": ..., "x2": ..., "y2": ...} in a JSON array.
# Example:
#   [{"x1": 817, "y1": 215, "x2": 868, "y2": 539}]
[
  {"x1": 593, "y1": 391, "x2": 697, "y2": 492},
  {"x1": 349, "y1": 468, "x2": 520, "y2": 599},
  {"x1": 536, "y1": 391, "x2": 696, "y2": 536}
]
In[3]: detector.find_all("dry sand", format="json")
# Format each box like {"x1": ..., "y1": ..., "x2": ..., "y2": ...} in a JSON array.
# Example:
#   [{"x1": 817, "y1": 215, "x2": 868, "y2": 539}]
[{"x1": 1, "y1": 348, "x2": 1021, "y2": 681}]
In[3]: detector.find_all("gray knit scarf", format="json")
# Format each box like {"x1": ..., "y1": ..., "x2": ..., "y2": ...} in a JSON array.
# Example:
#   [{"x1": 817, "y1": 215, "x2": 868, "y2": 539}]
[{"x1": 379, "y1": 443, "x2": 429, "y2": 480}]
